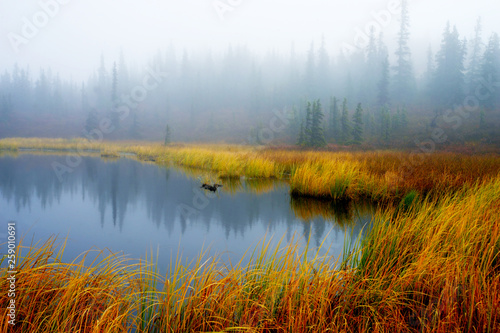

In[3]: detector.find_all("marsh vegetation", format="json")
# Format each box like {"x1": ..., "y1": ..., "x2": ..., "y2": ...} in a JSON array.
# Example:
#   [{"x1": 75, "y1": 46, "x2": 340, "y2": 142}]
[{"x1": 1, "y1": 138, "x2": 499, "y2": 332}]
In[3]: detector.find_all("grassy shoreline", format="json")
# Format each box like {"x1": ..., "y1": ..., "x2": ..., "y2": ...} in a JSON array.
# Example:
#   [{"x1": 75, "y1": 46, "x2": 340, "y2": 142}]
[
  {"x1": 1, "y1": 138, "x2": 499, "y2": 331},
  {"x1": 2, "y1": 137, "x2": 499, "y2": 203},
  {"x1": 1, "y1": 176, "x2": 499, "y2": 332}
]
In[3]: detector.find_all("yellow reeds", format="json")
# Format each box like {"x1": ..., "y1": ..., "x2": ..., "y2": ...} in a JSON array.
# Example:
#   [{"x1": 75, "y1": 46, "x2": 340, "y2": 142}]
[
  {"x1": 290, "y1": 158, "x2": 363, "y2": 199},
  {"x1": 1, "y1": 174, "x2": 499, "y2": 332},
  {"x1": 2, "y1": 138, "x2": 500, "y2": 331},
  {"x1": 1, "y1": 138, "x2": 499, "y2": 331},
  {"x1": 0, "y1": 237, "x2": 145, "y2": 332},
  {"x1": 344, "y1": 176, "x2": 500, "y2": 331},
  {"x1": 2, "y1": 138, "x2": 500, "y2": 202}
]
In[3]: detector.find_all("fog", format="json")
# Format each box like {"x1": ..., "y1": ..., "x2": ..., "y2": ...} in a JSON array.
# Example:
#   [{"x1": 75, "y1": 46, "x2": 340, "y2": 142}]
[
  {"x1": 0, "y1": 0, "x2": 499, "y2": 144},
  {"x1": 1, "y1": 0, "x2": 497, "y2": 78}
]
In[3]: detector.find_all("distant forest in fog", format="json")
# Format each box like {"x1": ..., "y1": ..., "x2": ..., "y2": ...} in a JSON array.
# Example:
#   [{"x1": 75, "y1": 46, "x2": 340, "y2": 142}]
[{"x1": 1, "y1": 9, "x2": 499, "y2": 147}]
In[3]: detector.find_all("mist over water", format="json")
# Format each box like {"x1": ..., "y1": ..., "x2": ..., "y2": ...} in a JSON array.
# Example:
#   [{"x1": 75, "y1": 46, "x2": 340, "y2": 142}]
[{"x1": 0, "y1": 2, "x2": 498, "y2": 330}]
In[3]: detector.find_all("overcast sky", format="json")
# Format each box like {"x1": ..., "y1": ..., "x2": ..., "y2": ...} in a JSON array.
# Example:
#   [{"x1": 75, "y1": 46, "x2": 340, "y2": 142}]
[{"x1": 0, "y1": 0, "x2": 498, "y2": 81}]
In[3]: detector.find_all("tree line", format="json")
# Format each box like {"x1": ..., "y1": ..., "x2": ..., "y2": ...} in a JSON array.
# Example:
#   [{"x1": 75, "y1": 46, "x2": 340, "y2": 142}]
[
  {"x1": 0, "y1": 1, "x2": 499, "y2": 145},
  {"x1": 292, "y1": 97, "x2": 407, "y2": 148}
]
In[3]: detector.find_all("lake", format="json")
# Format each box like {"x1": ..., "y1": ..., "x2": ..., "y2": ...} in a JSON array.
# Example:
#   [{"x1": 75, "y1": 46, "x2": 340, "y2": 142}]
[{"x1": 0, "y1": 153, "x2": 373, "y2": 274}]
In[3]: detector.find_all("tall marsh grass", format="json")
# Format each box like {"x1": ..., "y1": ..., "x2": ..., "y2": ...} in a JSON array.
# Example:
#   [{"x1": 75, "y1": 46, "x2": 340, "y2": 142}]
[
  {"x1": 0, "y1": 237, "x2": 141, "y2": 332},
  {"x1": 2, "y1": 176, "x2": 499, "y2": 332},
  {"x1": 1, "y1": 138, "x2": 499, "y2": 331},
  {"x1": 2, "y1": 138, "x2": 499, "y2": 202}
]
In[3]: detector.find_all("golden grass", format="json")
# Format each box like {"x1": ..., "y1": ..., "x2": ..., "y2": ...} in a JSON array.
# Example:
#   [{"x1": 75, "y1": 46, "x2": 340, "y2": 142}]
[
  {"x1": 346, "y1": 176, "x2": 500, "y2": 332},
  {"x1": 0, "y1": 137, "x2": 104, "y2": 152},
  {"x1": 100, "y1": 148, "x2": 121, "y2": 158},
  {"x1": 0, "y1": 237, "x2": 141, "y2": 332},
  {"x1": 3, "y1": 138, "x2": 499, "y2": 203},
  {"x1": 1, "y1": 138, "x2": 499, "y2": 331},
  {"x1": 1, "y1": 175, "x2": 499, "y2": 332}
]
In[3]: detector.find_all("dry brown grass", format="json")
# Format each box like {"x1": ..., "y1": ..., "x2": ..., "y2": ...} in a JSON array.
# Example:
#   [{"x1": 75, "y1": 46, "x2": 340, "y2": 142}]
[
  {"x1": 1, "y1": 138, "x2": 500, "y2": 331},
  {"x1": 1, "y1": 176, "x2": 499, "y2": 332},
  {"x1": 3, "y1": 138, "x2": 499, "y2": 203}
]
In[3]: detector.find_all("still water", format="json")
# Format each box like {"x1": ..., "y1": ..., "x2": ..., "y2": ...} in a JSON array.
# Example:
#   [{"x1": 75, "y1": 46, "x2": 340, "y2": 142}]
[{"x1": 0, "y1": 153, "x2": 373, "y2": 273}]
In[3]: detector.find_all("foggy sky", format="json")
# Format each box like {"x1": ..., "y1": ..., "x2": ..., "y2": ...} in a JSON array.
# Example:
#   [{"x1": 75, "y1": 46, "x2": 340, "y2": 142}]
[{"x1": 0, "y1": 0, "x2": 498, "y2": 80}]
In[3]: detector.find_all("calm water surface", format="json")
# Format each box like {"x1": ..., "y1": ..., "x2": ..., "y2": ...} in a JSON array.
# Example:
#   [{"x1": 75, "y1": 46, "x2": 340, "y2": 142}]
[{"x1": 0, "y1": 154, "x2": 373, "y2": 273}]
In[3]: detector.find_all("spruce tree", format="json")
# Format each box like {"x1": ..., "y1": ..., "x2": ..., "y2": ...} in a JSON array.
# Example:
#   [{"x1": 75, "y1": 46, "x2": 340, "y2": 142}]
[
  {"x1": 380, "y1": 106, "x2": 391, "y2": 142},
  {"x1": 329, "y1": 97, "x2": 340, "y2": 142},
  {"x1": 352, "y1": 103, "x2": 364, "y2": 144},
  {"x1": 433, "y1": 23, "x2": 466, "y2": 108},
  {"x1": 393, "y1": 0, "x2": 415, "y2": 103},
  {"x1": 296, "y1": 121, "x2": 306, "y2": 146},
  {"x1": 340, "y1": 98, "x2": 351, "y2": 144},
  {"x1": 310, "y1": 100, "x2": 326, "y2": 147},
  {"x1": 467, "y1": 18, "x2": 483, "y2": 89},
  {"x1": 481, "y1": 33, "x2": 500, "y2": 109},
  {"x1": 109, "y1": 61, "x2": 120, "y2": 131},
  {"x1": 304, "y1": 102, "x2": 313, "y2": 145},
  {"x1": 392, "y1": 107, "x2": 401, "y2": 131}
]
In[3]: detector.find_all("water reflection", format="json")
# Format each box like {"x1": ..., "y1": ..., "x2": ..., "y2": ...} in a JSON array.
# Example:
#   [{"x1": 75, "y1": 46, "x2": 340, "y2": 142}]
[
  {"x1": 0, "y1": 154, "x2": 373, "y2": 270},
  {"x1": 290, "y1": 196, "x2": 373, "y2": 225}
]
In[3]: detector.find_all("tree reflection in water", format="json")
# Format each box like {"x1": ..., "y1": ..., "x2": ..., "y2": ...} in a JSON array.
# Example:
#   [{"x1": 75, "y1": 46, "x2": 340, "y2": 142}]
[{"x1": 0, "y1": 153, "x2": 374, "y2": 269}]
